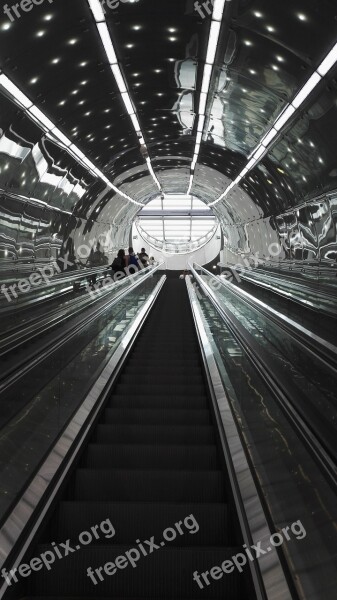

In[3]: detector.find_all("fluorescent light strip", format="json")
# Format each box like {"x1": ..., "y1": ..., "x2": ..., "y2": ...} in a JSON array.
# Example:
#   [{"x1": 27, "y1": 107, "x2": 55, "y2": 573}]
[
  {"x1": 187, "y1": 1, "x2": 227, "y2": 194},
  {"x1": 28, "y1": 105, "x2": 55, "y2": 131},
  {"x1": 292, "y1": 72, "x2": 321, "y2": 108},
  {"x1": 317, "y1": 41, "x2": 337, "y2": 76},
  {"x1": 213, "y1": 0, "x2": 226, "y2": 21},
  {"x1": 88, "y1": 0, "x2": 105, "y2": 22},
  {"x1": 111, "y1": 64, "x2": 127, "y2": 93},
  {"x1": 210, "y1": 38, "x2": 337, "y2": 206},
  {"x1": 146, "y1": 157, "x2": 161, "y2": 190},
  {"x1": 187, "y1": 174, "x2": 193, "y2": 195},
  {"x1": 121, "y1": 92, "x2": 134, "y2": 115},
  {"x1": 0, "y1": 74, "x2": 33, "y2": 109},
  {"x1": 206, "y1": 21, "x2": 221, "y2": 64},
  {"x1": 0, "y1": 71, "x2": 141, "y2": 205},
  {"x1": 88, "y1": 1, "x2": 161, "y2": 193},
  {"x1": 201, "y1": 64, "x2": 213, "y2": 94},
  {"x1": 97, "y1": 22, "x2": 117, "y2": 64}
]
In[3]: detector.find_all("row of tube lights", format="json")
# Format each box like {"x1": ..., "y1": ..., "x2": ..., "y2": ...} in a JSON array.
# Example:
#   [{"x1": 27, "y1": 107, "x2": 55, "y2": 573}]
[
  {"x1": 207, "y1": 40, "x2": 337, "y2": 205},
  {"x1": 0, "y1": 72, "x2": 143, "y2": 205},
  {"x1": 88, "y1": 0, "x2": 162, "y2": 192},
  {"x1": 187, "y1": 0, "x2": 227, "y2": 195}
]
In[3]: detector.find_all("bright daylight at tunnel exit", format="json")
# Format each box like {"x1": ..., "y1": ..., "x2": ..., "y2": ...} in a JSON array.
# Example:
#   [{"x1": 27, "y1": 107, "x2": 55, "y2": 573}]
[{"x1": 0, "y1": 0, "x2": 336, "y2": 599}]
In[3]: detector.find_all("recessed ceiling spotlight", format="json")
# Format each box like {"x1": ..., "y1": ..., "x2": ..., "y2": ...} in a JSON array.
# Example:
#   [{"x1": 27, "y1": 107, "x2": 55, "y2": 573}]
[
  {"x1": 79, "y1": 61, "x2": 88, "y2": 67},
  {"x1": 276, "y1": 55, "x2": 285, "y2": 62},
  {"x1": 168, "y1": 28, "x2": 177, "y2": 32},
  {"x1": 132, "y1": 25, "x2": 142, "y2": 30},
  {"x1": 297, "y1": 13, "x2": 307, "y2": 21},
  {"x1": 244, "y1": 40, "x2": 253, "y2": 46},
  {"x1": 266, "y1": 26, "x2": 275, "y2": 32},
  {"x1": 44, "y1": 14, "x2": 53, "y2": 21},
  {"x1": 68, "y1": 38, "x2": 77, "y2": 45},
  {"x1": 253, "y1": 11, "x2": 263, "y2": 18},
  {"x1": 51, "y1": 57, "x2": 60, "y2": 64},
  {"x1": 30, "y1": 77, "x2": 38, "y2": 84},
  {"x1": 126, "y1": 44, "x2": 134, "y2": 48},
  {"x1": 169, "y1": 37, "x2": 177, "y2": 41},
  {"x1": 59, "y1": 100, "x2": 66, "y2": 105},
  {"x1": 36, "y1": 30, "x2": 45, "y2": 37},
  {"x1": 1, "y1": 22, "x2": 12, "y2": 30}
]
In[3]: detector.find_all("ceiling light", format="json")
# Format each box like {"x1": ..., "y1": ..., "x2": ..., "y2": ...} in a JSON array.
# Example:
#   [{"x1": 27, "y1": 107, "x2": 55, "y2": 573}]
[
  {"x1": 274, "y1": 104, "x2": 296, "y2": 129},
  {"x1": 111, "y1": 64, "x2": 127, "y2": 92},
  {"x1": 292, "y1": 72, "x2": 321, "y2": 107},
  {"x1": 97, "y1": 22, "x2": 117, "y2": 63},
  {"x1": 197, "y1": 115, "x2": 205, "y2": 132},
  {"x1": 0, "y1": 74, "x2": 33, "y2": 108},
  {"x1": 206, "y1": 21, "x2": 221, "y2": 64},
  {"x1": 261, "y1": 128, "x2": 278, "y2": 146},
  {"x1": 199, "y1": 92, "x2": 207, "y2": 114},
  {"x1": 317, "y1": 42, "x2": 337, "y2": 76},
  {"x1": 253, "y1": 145, "x2": 266, "y2": 160},
  {"x1": 51, "y1": 128, "x2": 72, "y2": 146},
  {"x1": 88, "y1": 0, "x2": 105, "y2": 21},
  {"x1": 121, "y1": 92, "x2": 134, "y2": 114},
  {"x1": 28, "y1": 105, "x2": 55, "y2": 130},
  {"x1": 201, "y1": 63, "x2": 213, "y2": 94},
  {"x1": 130, "y1": 114, "x2": 141, "y2": 131},
  {"x1": 213, "y1": 0, "x2": 226, "y2": 21}
]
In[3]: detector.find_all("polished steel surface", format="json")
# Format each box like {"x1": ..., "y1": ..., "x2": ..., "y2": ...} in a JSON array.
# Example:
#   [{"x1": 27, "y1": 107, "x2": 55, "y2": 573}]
[
  {"x1": 186, "y1": 274, "x2": 293, "y2": 600},
  {"x1": 189, "y1": 266, "x2": 337, "y2": 600},
  {"x1": 0, "y1": 273, "x2": 166, "y2": 593},
  {"x1": 0, "y1": 0, "x2": 336, "y2": 281}
]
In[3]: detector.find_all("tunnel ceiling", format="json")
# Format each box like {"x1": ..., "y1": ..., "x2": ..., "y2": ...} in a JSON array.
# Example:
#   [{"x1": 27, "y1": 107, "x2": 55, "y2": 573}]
[{"x1": 1, "y1": 0, "x2": 337, "y2": 218}]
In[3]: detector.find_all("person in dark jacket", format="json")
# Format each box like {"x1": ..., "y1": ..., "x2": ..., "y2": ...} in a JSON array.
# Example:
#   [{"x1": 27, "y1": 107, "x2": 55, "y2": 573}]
[{"x1": 110, "y1": 249, "x2": 126, "y2": 280}]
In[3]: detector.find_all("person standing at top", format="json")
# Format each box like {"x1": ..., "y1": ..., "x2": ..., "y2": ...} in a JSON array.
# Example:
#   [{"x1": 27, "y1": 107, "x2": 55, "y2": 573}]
[
  {"x1": 138, "y1": 247, "x2": 149, "y2": 267},
  {"x1": 126, "y1": 247, "x2": 142, "y2": 274}
]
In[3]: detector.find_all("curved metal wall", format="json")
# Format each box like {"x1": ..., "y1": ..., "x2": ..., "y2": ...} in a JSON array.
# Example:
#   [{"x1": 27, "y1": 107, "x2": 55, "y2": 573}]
[{"x1": 0, "y1": 91, "x2": 136, "y2": 286}]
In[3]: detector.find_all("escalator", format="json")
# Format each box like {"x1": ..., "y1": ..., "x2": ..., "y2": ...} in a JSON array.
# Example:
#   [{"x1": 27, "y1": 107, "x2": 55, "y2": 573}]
[{"x1": 17, "y1": 279, "x2": 254, "y2": 599}]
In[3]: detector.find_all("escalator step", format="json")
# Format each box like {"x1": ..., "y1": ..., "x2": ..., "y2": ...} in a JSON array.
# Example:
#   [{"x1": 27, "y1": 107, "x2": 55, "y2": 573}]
[
  {"x1": 109, "y1": 395, "x2": 209, "y2": 409},
  {"x1": 73, "y1": 469, "x2": 225, "y2": 502},
  {"x1": 104, "y1": 408, "x2": 211, "y2": 425},
  {"x1": 55, "y1": 501, "x2": 229, "y2": 545},
  {"x1": 119, "y1": 373, "x2": 204, "y2": 384},
  {"x1": 94, "y1": 424, "x2": 215, "y2": 445},
  {"x1": 114, "y1": 384, "x2": 205, "y2": 395},
  {"x1": 32, "y1": 546, "x2": 243, "y2": 598},
  {"x1": 84, "y1": 444, "x2": 218, "y2": 469}
]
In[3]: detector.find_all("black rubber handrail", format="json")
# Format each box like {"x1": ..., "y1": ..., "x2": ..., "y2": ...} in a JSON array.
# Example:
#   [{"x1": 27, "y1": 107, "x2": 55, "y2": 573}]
[{"x1": 190, "y1": 265, "x2": 337, "y2": 493}]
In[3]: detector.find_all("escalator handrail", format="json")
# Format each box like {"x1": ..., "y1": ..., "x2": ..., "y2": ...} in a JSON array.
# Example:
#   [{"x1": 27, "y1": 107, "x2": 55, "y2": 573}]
[
  {"x1": 0, "y1": 275, "x2": 166, "y2": 587},
  {"x1": 0, "y1": 263, "x2": 157, "y2": 356},
  {"x1": 196, "y1": 263, "x2": 337, "y2": 373},
  {"x1": 189, "y1": 263, "x2": 337, "y2": 491},
  {"x1": 185, "y1": 275, "x2": 294, "y2": 600},
  {"x1": 0, "y1": 263, "x2": 164, "y2": 394}
]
